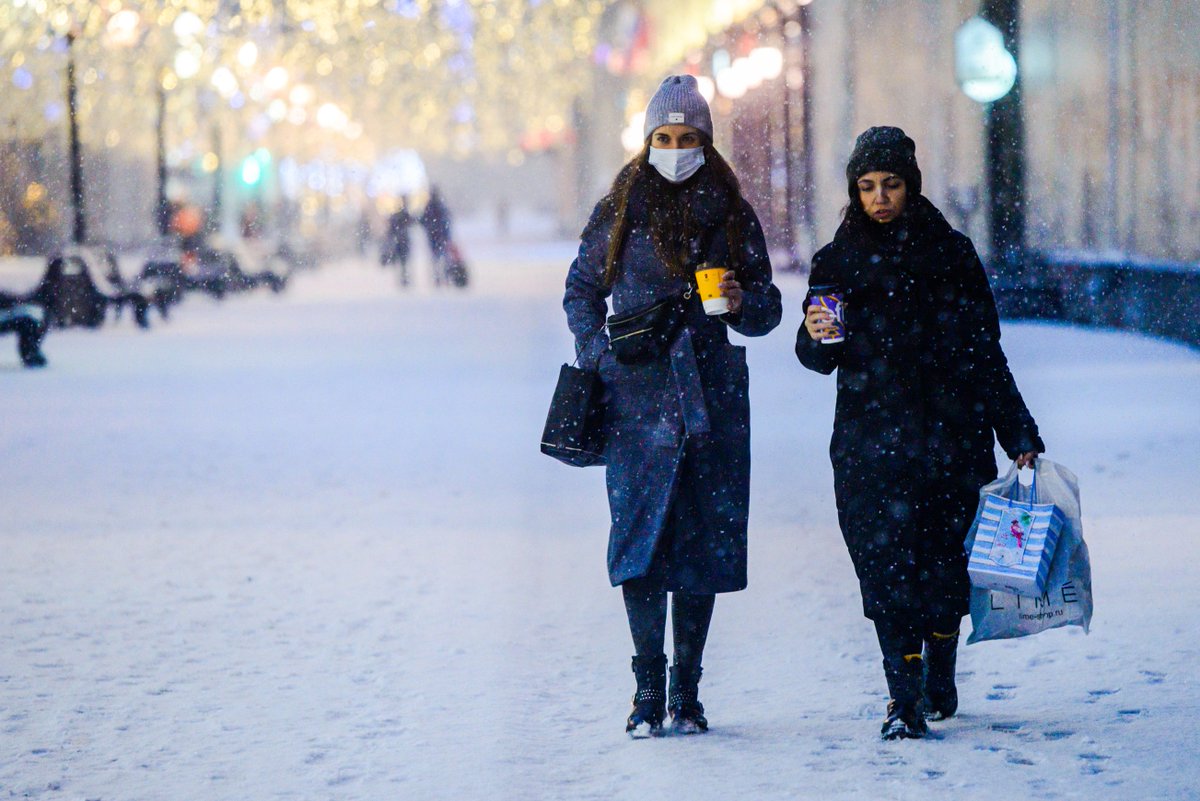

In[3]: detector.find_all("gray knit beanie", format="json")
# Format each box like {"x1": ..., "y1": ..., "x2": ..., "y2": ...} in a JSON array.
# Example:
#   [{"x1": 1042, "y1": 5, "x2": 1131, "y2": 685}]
[{"x1": 643, "y1": 75, "x2": 713, "y2": 142}]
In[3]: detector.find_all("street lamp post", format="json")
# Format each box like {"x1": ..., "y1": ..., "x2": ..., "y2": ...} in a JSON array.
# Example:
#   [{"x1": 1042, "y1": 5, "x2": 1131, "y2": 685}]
[
  {"x1": 781, "y1": 0, "x2": 814, "y2": 272},
  {"x1": 211, "y1": 123, "x2": 224, "y2": 234},
  {"x1": 66, "y1": 32, "x2": 86, "y2": 245},
  {"x1": 156, "y1": 81, "x2": 170, "y2": 236},
  {"x1": 980, "y1": 0, "x2": 1027, "y2": 289},
  {"x1": 59, "y1": 12, "x2": 149, "y2": 246}
]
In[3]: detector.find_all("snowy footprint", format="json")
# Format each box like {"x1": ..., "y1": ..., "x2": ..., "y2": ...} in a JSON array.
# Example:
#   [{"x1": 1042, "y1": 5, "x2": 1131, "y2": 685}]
[
  {"x1": 990, "y1": 721, "x2": 1025, "y2": 734},
  {"x1": 1042, "y1": 729, "x2": 1074, "y2": 741},
  {"x1": 1085, "y1": 688, "x2": 1119, "y2": 703},
  {"x1": 986, "y1": 684, "x2": 1017, "y2": 701},
  {"x1": 1077, "y1": 752, "x2": 1111, "y2": 774}
]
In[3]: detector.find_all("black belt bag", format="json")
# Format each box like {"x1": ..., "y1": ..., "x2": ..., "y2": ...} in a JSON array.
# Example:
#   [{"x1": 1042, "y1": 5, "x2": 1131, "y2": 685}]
[{"x1": 606, "y1": 287, "x2": 692, "y2": 365}]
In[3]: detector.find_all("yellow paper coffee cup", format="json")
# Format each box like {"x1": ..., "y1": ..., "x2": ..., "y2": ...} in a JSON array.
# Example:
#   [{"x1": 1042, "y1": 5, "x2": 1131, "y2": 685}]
[{"x1": 695, "y1": 266, "x2": 729, "y2": 315}]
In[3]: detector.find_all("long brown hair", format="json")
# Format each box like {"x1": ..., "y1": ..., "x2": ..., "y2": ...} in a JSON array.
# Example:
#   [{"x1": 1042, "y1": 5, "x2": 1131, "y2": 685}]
[{"x1": 589, "y1": 140, "x2": 748, "y2": 287}]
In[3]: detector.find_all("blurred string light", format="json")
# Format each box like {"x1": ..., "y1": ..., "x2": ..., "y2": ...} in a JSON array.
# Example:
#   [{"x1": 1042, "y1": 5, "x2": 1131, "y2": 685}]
[
  {"x1": 105, "y1": 9, "x2": 141, "y2": 47},
  {"x1": 172, "y1": 11, "x2": 204, "y2": 41},
  {"x1": 263, "y1": 66, "x2": 289, "y2": 93},
  {"x1": 237, "y1": 41, "x2": 259, "y2": 69},
  {"x1": 173, "y1": 48, "x2": 201, "y2": 80},
  {"x1": 12, "y1": 67, "x2": 35, "y2": 90},
  {"x1": 211, "y1": 67, "x2": 240, "y2": 99},
  {"x1": 606, "y1": 0, "x2": 791, "y2": 152},
  {"x1": 640, "y1": 0, "x2": 769, "y2": 78},
  {"x1": 749, "y1": 46, "x2": 783, "y2": 81},
  {"x1": 620, "y1": 110, "x2": 646, "y2": 152},
  {"x1": 0, "y1": 0, "x2": 613, "y2": 161}
]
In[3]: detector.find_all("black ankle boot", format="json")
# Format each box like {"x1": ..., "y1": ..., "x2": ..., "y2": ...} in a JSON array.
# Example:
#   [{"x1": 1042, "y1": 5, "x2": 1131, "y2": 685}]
[
  {"x1": 924, "y1": 629, "x2": 960, "y2": 721},
  {"x1": 626, "y1": 655, "x2": 666, "y2": 738},
  {"x1": 668, "y1": 663, "x2": 707, "y2": 734},
  {"x1": 881, "y1": 654, "x2": 927, "y2": 740}
]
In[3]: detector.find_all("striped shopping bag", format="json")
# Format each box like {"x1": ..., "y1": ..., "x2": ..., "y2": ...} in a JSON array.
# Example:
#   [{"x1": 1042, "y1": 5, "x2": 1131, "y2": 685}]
[{"x1": 967, "y1": 468, "x2": 1066, "y2": 597}]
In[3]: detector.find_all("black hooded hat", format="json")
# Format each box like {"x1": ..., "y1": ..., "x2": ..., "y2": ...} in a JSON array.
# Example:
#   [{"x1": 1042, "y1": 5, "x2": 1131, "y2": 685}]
[{"x1": 845, "y1": 126, "x2": 922, "y2": 199}]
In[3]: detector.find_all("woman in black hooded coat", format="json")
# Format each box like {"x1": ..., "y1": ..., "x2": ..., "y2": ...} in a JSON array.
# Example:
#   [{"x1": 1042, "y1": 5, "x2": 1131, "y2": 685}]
[{"x1": 796, "y1": 126, "x2": 1044, "y2": 740}]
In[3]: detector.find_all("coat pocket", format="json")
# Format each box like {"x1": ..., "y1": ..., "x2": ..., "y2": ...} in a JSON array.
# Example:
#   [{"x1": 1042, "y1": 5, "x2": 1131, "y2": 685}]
[
  {"x1": 699, "y1": 343, "x2": 750, "y2": 432},
  {"x1": 597, "y1": 351, "x2": 671, "y2": 431}
]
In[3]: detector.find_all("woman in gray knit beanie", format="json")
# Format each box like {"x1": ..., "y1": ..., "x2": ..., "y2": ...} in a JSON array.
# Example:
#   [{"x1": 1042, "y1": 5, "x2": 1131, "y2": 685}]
[{"x1": 563, "y1": 75, "x2": 782, "y2": 738}]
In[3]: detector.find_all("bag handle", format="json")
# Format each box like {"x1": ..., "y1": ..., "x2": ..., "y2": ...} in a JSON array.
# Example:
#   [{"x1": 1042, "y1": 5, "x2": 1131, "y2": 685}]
[
  {"x1": 572, "y1": 326, "x2": 604, "y2": 369},
  {"x1": 1004, "y1": 459, "x2": 1039, "y2": 509}
]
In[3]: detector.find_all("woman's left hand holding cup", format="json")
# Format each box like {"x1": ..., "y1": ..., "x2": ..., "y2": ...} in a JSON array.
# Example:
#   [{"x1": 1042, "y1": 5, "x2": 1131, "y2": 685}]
[{"x1": 720, "y1": 270, "x2": 742, "y2": 315}]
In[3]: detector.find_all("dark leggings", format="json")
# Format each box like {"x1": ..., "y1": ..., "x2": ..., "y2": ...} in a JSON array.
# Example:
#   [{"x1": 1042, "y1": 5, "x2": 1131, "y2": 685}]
[
  {"x1": 622, "y1": 577, "x2": 715, "y2": 667},
  {"x1": 874, "y1": 614, "x2": 962, "y2": 661}
]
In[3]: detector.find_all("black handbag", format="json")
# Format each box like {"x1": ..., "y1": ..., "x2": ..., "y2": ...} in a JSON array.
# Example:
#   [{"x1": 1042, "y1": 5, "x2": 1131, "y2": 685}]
[
  {"x1": 540, "y1": 360, "x2": 606, "y2": 468},
  {"x1": 605, "y1": 286, "x2": 692, "y2": 365}
]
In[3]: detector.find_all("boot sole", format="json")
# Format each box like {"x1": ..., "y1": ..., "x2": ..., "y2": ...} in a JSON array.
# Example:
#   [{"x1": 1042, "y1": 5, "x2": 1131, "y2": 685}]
[
  {"x1": 881, "y1": 727, "x2": 927, "y2": 741},
  {"x1": 627, "y1": 723, "x2": 664, "y2": 739},
  {"x1": 881, "y1": 718, "x2": 928, "y2": 740},
  {"x1": 923, "y1": 694, "x2": 958, "y2": 721}
]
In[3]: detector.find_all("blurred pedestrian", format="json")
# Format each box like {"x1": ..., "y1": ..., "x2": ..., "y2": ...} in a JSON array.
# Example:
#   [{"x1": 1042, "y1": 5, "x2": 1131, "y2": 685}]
[
  {"x1": 0, "y1": 293, "x2": 47, "y2": 367},
  {"x1": 563, "y1": 75, "x2": 782, "y2": 737},
  {"x1": 495, "y1": 196, "x2": 510, "y2": 239},
  {"x1": 355, "y1": 209, "x2": 374, "y2": 257},
  {"x1": 796, "y1": 126, "x2": 1045, "y2": 740},
  {"x1": 420, "y1": 187, "x2": 453, "y2": 286},
  {"x1": 240, "y1": 203, "x2": 264, "y2": 240},
  {"x1": 381, "y1": 199, "x2": 413, "y2": 285},
  {"x1": 170, "y1": 203, "x2": 206, "y2": 252}
]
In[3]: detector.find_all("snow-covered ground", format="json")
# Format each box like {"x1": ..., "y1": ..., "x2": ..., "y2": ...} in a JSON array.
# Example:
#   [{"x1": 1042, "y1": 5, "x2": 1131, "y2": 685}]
[{"x1": 2, "y1": 236, "x2": 1198, "y2": 801}]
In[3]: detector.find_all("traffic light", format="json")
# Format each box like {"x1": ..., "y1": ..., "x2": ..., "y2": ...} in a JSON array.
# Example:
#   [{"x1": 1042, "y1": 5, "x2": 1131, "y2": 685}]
[{"x1": 240, "y1": 155, "x2": 262, "y2": 186}]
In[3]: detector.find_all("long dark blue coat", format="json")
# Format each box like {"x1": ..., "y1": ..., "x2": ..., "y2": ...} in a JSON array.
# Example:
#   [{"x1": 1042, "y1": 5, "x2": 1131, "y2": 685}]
[
  {"x1": 796, "y1": 195, "x2": 1043, "y2": 622},
  {"x1": 564, "y1": 169, "x2": 782, "y2": 593}
]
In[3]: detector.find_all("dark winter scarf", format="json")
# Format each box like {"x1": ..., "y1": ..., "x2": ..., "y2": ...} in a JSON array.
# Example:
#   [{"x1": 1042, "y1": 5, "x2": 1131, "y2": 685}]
[
  {"x1": 836, "y1": 193, "x2": 954, "y2": 267},
  {"x1": 626, "y1": 162, "x2": 734, "y2": 269}
]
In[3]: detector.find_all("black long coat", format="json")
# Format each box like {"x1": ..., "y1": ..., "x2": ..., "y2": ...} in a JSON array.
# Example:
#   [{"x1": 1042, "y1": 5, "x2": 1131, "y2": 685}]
[
  {"x1": 795, "y1": 195, "x2": 1044, "y2": 622},
  {"x1": 421, "y1": 195, "x2": 452, "y2": 256}
]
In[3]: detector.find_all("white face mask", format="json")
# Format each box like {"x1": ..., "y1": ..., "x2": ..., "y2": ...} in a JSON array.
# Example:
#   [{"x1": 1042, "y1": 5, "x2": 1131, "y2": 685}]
[{"x1": 648, "y1": 145, "x2": 706, "y2": 184}]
